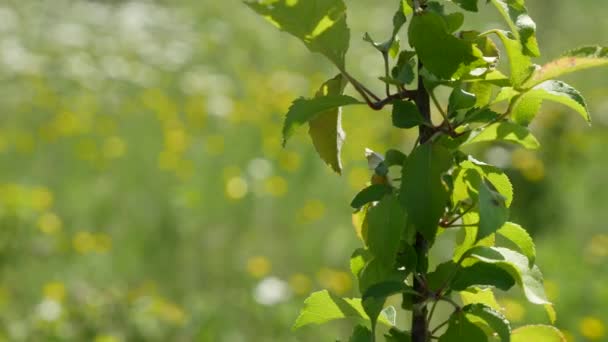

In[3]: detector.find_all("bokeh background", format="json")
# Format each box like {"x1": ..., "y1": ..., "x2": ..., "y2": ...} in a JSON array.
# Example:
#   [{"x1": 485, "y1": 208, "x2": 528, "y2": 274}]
[{"x1": 0, "y1": 0, "x2": 606, "y2": 341}]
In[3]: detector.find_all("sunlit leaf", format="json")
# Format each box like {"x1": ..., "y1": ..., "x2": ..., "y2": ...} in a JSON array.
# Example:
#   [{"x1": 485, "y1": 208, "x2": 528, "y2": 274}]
[
  {"x1": 492, "y1": 30, "x2": 535, "y2": 87},
  {"x1": 511, "y1": 325, "x2": 566, "y2": 342},
  {"x1": 460, "y1": 287, "x2": 502, "y2": 311},
  {"x1": 466, "y1": 247, "x2": 550, "y2": 304},
  {"x1": 511, "y1": 80, "x2": 590, "y2": 126},
  {"x1": 497, "y1": 222, "x2": 536, "y2": 266},
  {"x1": 293, "y1": 290, "x2": 368, "y2": 329},
  {"x1": 489, "y1": 0, "x2": 540, "y2": 57},
  {"x1": 462, "y1": 122, "x2": 540, "y2": 149},
  {"x1": 524, "y1": 46, "x2": 608, "y2": 88},
  {"x1": 308, "y1": 74, "x2": 351, "y2": 173},
  {"x1": 293, "y1": 290, "x2": 391, "y2": 330},
  {"x1": 463, "y1": 304, "x2": 511, "y2": 342},
  {"x1": 246, "y1": 0, "x2": 350, "y2": 68},
  {"x1": 283, "y1": 94, "x2": 361, "y2": 146}
]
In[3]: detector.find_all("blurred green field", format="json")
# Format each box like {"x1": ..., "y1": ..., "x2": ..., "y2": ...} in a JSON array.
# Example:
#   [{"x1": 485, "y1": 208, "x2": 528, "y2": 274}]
[{"x1": 0, "y1": 0, "x2": 606, "y2": 341}]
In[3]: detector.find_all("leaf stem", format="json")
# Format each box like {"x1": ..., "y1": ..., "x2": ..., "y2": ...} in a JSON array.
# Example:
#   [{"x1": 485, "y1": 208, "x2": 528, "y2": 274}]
[{"x1": 383, "y1": 52, "x2": 391, "y2": 97}]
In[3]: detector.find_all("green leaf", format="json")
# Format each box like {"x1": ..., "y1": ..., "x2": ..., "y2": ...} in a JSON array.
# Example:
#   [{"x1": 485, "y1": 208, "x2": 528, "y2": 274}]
[
  {"x1": 439, "y1": 311, "x2": 488, "y2": 342},
  {"x1": 497, "y1": 222, "x2": 535, "y2": 267},
  {"x1": 363, "y1": 281, "x2": 417, "y2": 301},
  {"x1": 462, "y1": 122, "x2": 540, "y2": 149},
  {"x1": 524, "y1": 46, "x2": 608, "y2": 88},
  {"x1": 460, "y1": 287, "x2": 502, "y2": 311},
  {"x1": 362, "y1": 281, "x2": 416, "y2": 331},
  {"x1": 478, "y1": 179, "x2": 509, "y2": 241},
  {"x1": 392, "y1": 100, "x2": 426, "y2": 128},
  {"x1": 489, "y1": 0, "x2": 540, "y2": 57},
  {"x1": 452, "y1": 156, "x2": 513, "y2": 207},
  {"x1": 308, "y1": 75, "x2": 351, "y2": 174},
  {"x1": 492, "y1": 30, "x2": 535, "y2": 87},
  {"x1": 467, "y1": 83, "x2": 494, "y2": 107},
  {"x1": 246, "y1": 0, "x2": 350, "y2": 68},
  {"x1": 391, "y1": 50, "x2": 417, "y2": 86},
  {"x1": 511, "y1": 325, "x2": 566, "y2": 342},
  {"x1": 452, "y1": 0, "x2": 478, "y2": 12},
  {"x1": 512, "y1": 80, "x2": 590, "y2": 126},
  {"x1": 449, "y1": 88, "x2": 477, "y2": 112},
  {"x1": 384, "y1": 327, "x2": 412, "y2": 342},
  {"x1": 283, "y1": 94, "x2": 361, "y2": 146},
  {"x1": 351, "y1": 184, "x2": 393, "y2": 209},
  {"x1": 466, "y1": 247, "x2": 550, "y2": 304},
  {"x1": 293, "y1": 290, "x2": 371, "y2": 329},
  {"x1": 427, "y1": 261, "x2": 458, "y2": 291},
  {"x1": 399, "y1": 144, "x2": 453, "y2": 241},
  {"x1": 367, "y1": 195, "x2": 408, "y2": 267},
  {"x1": 408, "y1": 12, "x2": 485, "y2": 79},
  {"x1": 444, "y1": 12, "x2": 465, "y2": 33},
  {"x1": 463, "y1": 304, "x2": 511, "y2": 342},
  {"x1": 349, "y1": 325, "x2": 373, "y2": 342},
  {"x1": 384, "y1": 149, "x2": 407, "y2": 167},
  {"x1": 350, "y1": 248, "x2": 372, "y2": 278},
  {"x1": 358, "y1": 258, "x2": 404, "y2": 294},
  {"x1": 452, "y1": 262, "x2": 515, "y2": 291}
]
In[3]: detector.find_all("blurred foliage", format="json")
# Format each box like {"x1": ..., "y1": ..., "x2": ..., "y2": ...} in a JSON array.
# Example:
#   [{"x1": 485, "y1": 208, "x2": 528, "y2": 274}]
[{"x1": 0, "y1": 0, "x2": 606, "y2": 341}]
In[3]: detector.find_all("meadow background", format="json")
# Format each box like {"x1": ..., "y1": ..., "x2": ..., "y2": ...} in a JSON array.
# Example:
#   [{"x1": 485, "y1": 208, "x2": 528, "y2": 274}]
[{"x1": 0, "y1": 0, "x2": 606, "y2": 341}]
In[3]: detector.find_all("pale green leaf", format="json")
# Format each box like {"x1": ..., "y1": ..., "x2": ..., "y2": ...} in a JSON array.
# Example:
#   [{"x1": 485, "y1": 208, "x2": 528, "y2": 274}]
[
  {"x1": 283, "y1": 94, "x2": 361, "y2": 145},
  {"x1": 308, "y1": 74, "x2": 350, "y2": 173},
  {"x1": 524, "y1": 46, "x2": 608, "y2": 88},
  {"x1": 492, "y1": 30, "x2": 535, "y2": 87},
  {"x1": 489, "y1": 0, "x2": 540, "y2": 57},
  {"x1": 511, "y1": 325, "x2": 566, "y2": 342},
  {"x1": 512, "y1": 80, "x2": 590, "y2": 126},
  {"x1": 466, "y1": 247, "x2": 550, "y2": 304},
  {"x1": 350, "y1": 248, "x2": 372, "y2": 278},
  {"x1": 399, "y1": 144, "x2": 452, "y2": 240},
  {"x1": 452, "y1": 157, "x2": 514, "y2": 207},
  {"x1": 367, "y1": 194, "x2": 407, "y2": 267},
  {"x1": 293, "y1": 290, "x2": 368, "y2": 329},
  {"x1": 462, "y1": 122, "x2": 540, "y2": 149},
  {"x1": 460, "y1": 287, "x2": 502, "y2": 311},
  {"x1": 246, "y1": 0, "x2": 350, "y2": 68},
  {"x1": 463, "y1": 303, "x2": 511, "y2": 342},
  {"x1": 497, "y1": 222, "x2": 536, "y2": 266}
]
